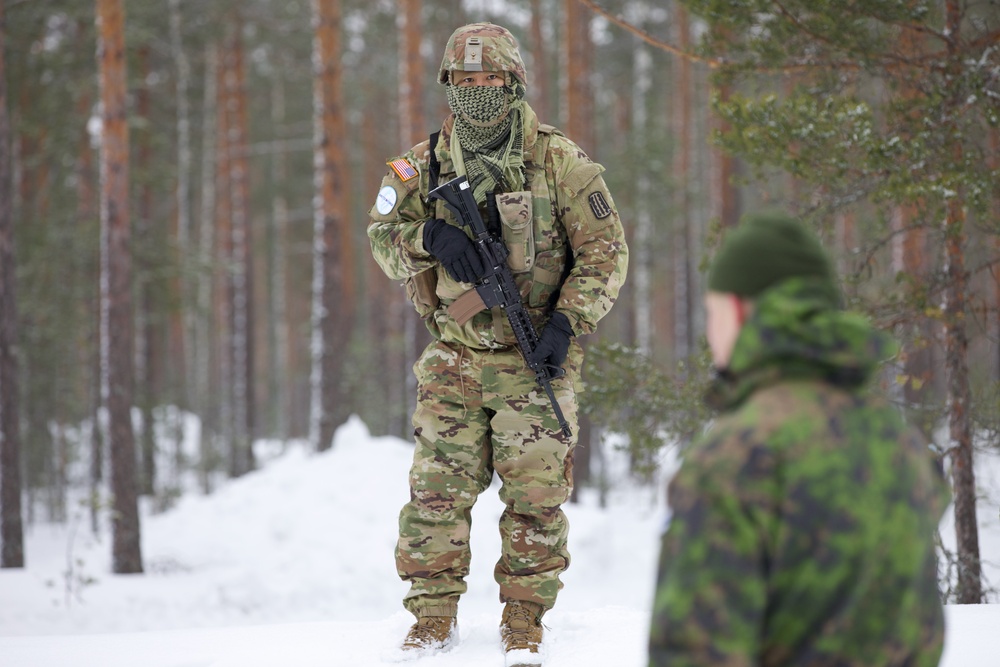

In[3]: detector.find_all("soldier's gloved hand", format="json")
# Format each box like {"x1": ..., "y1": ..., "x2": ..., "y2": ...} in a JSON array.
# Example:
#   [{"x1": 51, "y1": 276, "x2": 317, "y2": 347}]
[
  {"x1": 423, "y1": 218, "x2": 485, "y2": 284},
  {"x1": 529, "y1": 312, "x2": 574, "y2": 369}
]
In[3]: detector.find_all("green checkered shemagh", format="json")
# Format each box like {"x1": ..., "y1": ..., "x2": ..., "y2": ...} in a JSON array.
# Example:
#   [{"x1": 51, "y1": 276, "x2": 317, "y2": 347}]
[{"x1": 446, "y1": 84, "x2": 526, "y2": 204}]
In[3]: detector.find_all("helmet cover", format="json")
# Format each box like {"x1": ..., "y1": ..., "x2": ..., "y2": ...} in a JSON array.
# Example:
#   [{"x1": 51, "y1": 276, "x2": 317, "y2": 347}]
[{"x1": 438, "y1": 22, "x2": 527, "y2": 87}]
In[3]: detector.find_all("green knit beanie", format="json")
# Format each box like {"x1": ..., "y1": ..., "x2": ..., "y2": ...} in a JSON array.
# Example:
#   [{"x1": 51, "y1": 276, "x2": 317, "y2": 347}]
[{"x1": 707, "y1": 211, "x2": 839, "y2": 301}]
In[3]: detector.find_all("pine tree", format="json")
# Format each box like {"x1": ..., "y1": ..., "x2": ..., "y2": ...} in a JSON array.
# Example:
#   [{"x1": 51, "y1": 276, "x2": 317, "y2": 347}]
[
  {"x1": 309, "y1": 0, "x2": 351, "y2": 451},
  {"x1": 678, "y1": 0, "x2": 998, "y2": 603},
  {"x1": 0, "y1": 0, "x2": 25, "y2": 570},
  {"x1": 96, "y1": 0, "x2": 142, "y2": 574}
]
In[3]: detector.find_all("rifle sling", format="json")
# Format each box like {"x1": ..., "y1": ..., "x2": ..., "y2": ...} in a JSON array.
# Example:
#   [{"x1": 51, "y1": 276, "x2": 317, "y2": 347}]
[{"x1": 428, "y1": 131, "x2": 441, "y2": 191}]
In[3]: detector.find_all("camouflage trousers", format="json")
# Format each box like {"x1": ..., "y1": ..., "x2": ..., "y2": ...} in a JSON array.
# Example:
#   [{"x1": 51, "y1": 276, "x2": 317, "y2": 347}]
[{"x1": 396, "y1": 338, "x2": 582, "y2": 618}]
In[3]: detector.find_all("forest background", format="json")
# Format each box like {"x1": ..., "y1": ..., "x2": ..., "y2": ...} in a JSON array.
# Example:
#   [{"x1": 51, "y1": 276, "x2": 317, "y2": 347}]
[{"x1": 1, "y1": 0, "x2": 998, "y2": 605}]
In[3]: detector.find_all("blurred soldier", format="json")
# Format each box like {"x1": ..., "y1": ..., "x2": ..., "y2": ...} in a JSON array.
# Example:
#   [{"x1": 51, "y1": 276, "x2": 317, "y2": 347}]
[
  {"x1": 648, "y1": 213, "x2": 949, "y2": 666},
  {"x1": 367, "y1": 22, "x2": 628, "y2": 664}
]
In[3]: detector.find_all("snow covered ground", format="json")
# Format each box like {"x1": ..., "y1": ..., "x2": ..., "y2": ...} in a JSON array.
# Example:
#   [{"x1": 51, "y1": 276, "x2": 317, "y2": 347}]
[{"x1": 0, "y1": 416, "x2": 997, "y2": 666}]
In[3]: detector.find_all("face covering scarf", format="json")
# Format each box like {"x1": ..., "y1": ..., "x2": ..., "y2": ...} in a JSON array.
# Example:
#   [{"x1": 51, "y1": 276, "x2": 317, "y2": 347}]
[{"x1": 446, "y1": 82, "x2": 527, "y2": 205}]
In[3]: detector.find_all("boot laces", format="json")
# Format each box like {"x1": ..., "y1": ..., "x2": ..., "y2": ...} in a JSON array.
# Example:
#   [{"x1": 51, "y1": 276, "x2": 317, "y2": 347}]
[
  {"x1": 503, "y1": 604, "x2": 538, "y2": 647},
  {"x1": 407, "y1": 617, "x2": 450, "y2": 646},
  {"x1": 507, "y1": 604, "x2": 533, "y2": 629}
]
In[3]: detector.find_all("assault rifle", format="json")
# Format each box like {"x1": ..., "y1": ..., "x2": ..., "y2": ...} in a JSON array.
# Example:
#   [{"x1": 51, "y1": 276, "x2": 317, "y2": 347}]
[{"x1": 429, "y1": 176, "x2": 572, "y2": 439}]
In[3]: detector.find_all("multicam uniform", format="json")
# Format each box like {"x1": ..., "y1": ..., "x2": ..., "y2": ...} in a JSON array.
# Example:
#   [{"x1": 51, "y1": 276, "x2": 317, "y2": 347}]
[
  {"x1": 367, "y1": 29, "x2": 628, "y2": 618},
  {"x1": 649, "y1": 278, "x2": 949, "y2": 667}
]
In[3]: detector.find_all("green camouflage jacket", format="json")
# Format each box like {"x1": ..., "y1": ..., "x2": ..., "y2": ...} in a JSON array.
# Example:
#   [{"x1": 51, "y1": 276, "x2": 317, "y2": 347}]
[
  {"x1": 650, "y1": 278, "x2": 950, "y2": 667},
  {"x1": 367, "y1": 103, "x2": 628, "y2": 350}
]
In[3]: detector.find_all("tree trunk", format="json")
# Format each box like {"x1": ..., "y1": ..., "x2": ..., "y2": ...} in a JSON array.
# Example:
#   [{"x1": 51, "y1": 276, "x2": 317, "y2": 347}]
[
  {"x1": 563, "y1": 0, "x2": 593, "y2": 151},
  {"x1": 89, "y1": 288, "x2": 104, "y2": 532},
  {"x1": 0, "y1": 0, "x2": 25, "y2": 569},
  {"x1": 215, "y1": 31, "x2": 234, "y2": 474},
  {"x1": 268, "y1": 69, "x2": 290, "y2": 440},
  {"x1": 72, "y1": 23, "x2": 104, "y2": 533},
  {"x1": 225, "y1": 14, "x2": 254, "y2": 476},
  {"x1": 399, "y1": 0, "x2": 427, "y2": 432},
  {"x1": 361, "y1": 84, "x2": 393, "y2": 435},
  {"x1": 708, "y1": 21, "x2": 740, "y2": 230},
  {"x1": 992, "y1": 127, "x2": 1000, "y2": 382},
  {"x1": 528, "y1": 0, "x2": 550, "y2": 122},
  {"x1": 89, "y1": 246, "x2": 104, "y2": 534},
  {"x1": 96, "y1": 0, "x2": 142, "y2": 575},
  {"x1": 310, "y1": 0, "x2": 351, "y2": 451},
  {"x1": 196, "y1": 42, "x2": 219, "y2": 493},
  {"x1": 399, "y1": 0, "x2": 425, "y2": 149},
  {"x1": 168, "y1": 0, "x2": 193, "y2": 411},
  {"x1": 631, "y1": 32, "x2": 652, "y2": 355},
  {"x1": 943, "y1": 190, "x2": 981, "y2": 603},
  {"x1": 892, "y1": 14, "x2": 934, "y2": 411},
  {"x1": 835, "y1": 210, "x2": 855, "y2": 276},
  {"x1": 890, "y1": 204, "x2": 933, "y2": 408},
  {"x1": 136, "y1": 46, "x2": 157, "y2": 497},
  {"x1": 712, "y1": 78, "x2": 740, "y2": 229},
  {"x1": 942, "y1": 0, "x2": 981, "y2": 605},
  {"x1": 673, "y1": 4, "x2": 695, "y2": 362}
]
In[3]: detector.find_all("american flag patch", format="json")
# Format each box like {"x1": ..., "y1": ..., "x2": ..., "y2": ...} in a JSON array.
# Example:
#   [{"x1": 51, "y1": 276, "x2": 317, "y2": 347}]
[{"x1": 387, "y1": 158, "x2": 418, "y2": 182}]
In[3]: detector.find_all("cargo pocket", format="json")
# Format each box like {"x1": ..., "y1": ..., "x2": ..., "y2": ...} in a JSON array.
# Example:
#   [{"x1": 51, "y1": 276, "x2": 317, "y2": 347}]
[
  {"x1": 496, "y1": 191, "x2": 535, "y2": 273},
  {"x1": 404, "y1": 268, "x2": 439, "y2": 319}
]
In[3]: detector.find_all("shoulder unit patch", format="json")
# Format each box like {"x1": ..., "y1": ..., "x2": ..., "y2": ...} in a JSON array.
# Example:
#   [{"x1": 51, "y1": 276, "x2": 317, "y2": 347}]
[{"x1": 588, "y1": 191, "x2": 612, "y2": 219}]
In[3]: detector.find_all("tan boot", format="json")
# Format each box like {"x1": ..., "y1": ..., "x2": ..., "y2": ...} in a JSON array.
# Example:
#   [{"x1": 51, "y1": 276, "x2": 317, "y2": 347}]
[
  {"x1": 400, "y1": 615, "x2": 458, "y2": 656},
  {"x1": 500, "y1": 600, "x2": 544, "y2": 666}
]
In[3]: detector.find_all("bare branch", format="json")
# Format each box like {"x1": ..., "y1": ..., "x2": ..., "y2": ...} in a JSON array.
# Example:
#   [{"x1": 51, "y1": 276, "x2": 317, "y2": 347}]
[
  {"x1": 573, "y1": 0, "x2": 723, "y2": 69},
  {"x1": 967, "y1": 28, "x2": 1000, "y2": 54}
]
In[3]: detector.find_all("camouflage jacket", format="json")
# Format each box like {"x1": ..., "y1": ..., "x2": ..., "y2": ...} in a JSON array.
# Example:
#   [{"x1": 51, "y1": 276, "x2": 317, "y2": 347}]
[
  {"x1": 650, "y1": 278, "x2": 950, "y2": 667},
  {"x1": 367, "y1": 103, "x2": 628, "y2": 350}
]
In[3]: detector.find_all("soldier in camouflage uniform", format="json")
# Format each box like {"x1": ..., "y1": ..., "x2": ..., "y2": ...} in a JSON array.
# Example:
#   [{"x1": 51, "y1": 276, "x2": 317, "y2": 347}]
[
  {"x1": 648, "y1": 213, "x2": 949, "y2": 667},
  {"x1": 367, "y1": 23, "x2": 628, "y2": 662}
]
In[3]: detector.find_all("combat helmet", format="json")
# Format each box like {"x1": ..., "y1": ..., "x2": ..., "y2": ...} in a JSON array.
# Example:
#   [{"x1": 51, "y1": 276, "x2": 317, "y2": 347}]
[{"x1": 438, "y1": 23, "x2": 527, "y2": 87}]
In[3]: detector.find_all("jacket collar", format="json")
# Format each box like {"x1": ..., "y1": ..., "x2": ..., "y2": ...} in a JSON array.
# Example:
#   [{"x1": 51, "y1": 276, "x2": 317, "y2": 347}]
[{"x1": 704, "y1": 277, "x2": 897, "y2": 411}]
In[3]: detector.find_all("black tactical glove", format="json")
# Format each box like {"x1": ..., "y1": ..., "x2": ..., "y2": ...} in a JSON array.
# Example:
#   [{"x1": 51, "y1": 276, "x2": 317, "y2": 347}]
[
  {"x1": 423, "y1": 218, "x2": 485, "y2": 284},
  {"x1": 528, "y1": 311, "x2": 574, "y2": 369}
]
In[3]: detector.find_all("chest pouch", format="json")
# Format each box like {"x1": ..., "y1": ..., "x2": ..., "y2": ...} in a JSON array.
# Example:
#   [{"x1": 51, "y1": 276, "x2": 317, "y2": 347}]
[{"x1": 495, "y1": 190, "x2": 535, "y2": 273}]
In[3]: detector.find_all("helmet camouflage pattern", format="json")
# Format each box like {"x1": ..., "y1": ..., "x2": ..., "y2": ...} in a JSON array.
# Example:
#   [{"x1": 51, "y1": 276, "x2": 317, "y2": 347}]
[{"x1": 438, "y1": 22, "x2": 527, "y2": 86}]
